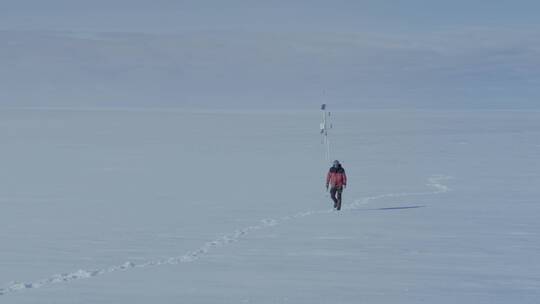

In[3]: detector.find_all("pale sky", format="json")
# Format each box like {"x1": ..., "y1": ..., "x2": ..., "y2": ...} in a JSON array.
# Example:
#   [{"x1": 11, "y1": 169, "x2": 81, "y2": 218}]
[
  {"x1": 2, "y1": 0, "x2": 539, "y2": 33},
  {"x1": 1, "y1": 0, "x2": 539, "y2": 109}
]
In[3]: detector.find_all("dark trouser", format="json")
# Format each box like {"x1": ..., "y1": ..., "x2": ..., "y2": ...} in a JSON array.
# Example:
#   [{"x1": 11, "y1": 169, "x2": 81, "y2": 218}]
[{"x1": 330, "y1": 186, "x2": 343, "y2": 210}]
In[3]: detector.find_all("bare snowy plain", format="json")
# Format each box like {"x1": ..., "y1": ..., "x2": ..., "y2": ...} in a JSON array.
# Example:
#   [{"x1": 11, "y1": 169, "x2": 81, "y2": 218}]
[{"x1": 1, "y1": 108, "x2": 539, "y2": 303}]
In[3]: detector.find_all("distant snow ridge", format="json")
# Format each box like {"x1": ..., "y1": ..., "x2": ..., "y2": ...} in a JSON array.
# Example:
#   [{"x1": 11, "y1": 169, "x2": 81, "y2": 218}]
[{"x1": 0, "y1": 175, "x2": 451, "y2": 296}]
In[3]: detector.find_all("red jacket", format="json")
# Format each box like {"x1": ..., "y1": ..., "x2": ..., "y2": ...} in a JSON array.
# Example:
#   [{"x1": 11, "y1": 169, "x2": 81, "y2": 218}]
[{"x1": 326, "y1": 165, "x2": 347, "y2": 188}]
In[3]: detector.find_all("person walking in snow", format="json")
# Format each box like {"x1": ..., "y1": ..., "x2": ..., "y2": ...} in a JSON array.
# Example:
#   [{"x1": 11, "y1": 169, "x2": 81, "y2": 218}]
[{"x1": 326, "y1": 160, "x2": 347, "y2": 210}]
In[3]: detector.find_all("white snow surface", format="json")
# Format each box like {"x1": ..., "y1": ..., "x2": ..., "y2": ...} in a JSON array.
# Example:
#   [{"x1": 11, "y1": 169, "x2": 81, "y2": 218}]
[{"x1": 1, "y1": 109, "x2": 539, "y2": 303}]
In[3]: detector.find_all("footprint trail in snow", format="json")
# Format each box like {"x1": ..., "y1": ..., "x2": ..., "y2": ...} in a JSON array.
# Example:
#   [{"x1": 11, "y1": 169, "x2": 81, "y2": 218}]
[{"x1": 0, "y1": 175, "x2": 451, "y2": 296}]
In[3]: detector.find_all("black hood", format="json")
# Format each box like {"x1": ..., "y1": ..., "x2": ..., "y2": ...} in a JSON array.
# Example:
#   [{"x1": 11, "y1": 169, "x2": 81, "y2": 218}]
[{"x1": 329, "y1": 164, "x2": 345, "y2": 173}]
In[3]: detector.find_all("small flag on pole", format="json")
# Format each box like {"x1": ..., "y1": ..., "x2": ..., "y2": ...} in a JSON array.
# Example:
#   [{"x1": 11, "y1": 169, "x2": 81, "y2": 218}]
[{"x1": 320, "y1": 104, "x2": 330, "y2": 160}]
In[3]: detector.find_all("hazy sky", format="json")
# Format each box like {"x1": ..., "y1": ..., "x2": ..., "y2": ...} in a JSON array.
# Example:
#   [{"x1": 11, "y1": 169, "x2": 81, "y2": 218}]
[
  {"x1": 1, "y1": 1, "x2": 539, "y2": 109},
  {"x1": 2, "y1": 0, "x2": 539, "y2": 33}
]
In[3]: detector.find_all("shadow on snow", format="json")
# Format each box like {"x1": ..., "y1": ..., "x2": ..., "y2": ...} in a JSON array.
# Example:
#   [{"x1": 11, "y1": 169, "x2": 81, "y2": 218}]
[{"x1": 353, "y1": 205, "x2": 426, "y2": 211}]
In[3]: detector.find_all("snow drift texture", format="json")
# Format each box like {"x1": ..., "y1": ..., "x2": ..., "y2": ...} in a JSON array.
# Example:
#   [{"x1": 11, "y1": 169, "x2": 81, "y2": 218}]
[{"x1": 1, "y1": 109, "x2": 539, "y2": 303}]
